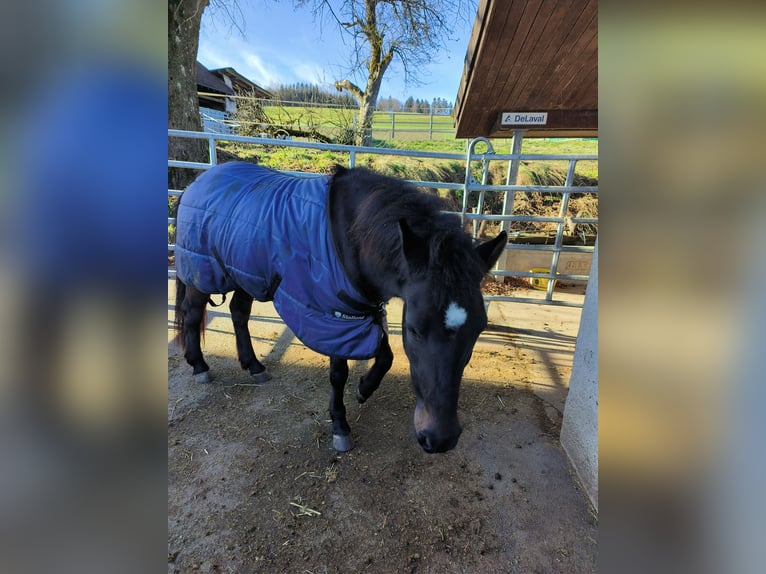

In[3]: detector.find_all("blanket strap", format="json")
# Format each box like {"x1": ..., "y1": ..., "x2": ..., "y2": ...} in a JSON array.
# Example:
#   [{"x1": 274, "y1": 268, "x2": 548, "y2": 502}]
[
  {"x1": 337, "y1": 289, "x2": 381, "y2": 316},
  {"x1": 207, "y1": 246, "x2": 232, "y2": 308},
  {"x1": 266, "y1": 274, "x2": 282, "y2": 301},
  {"x1": 208, "y1": 293, "x2": 227, "y2": 308}
]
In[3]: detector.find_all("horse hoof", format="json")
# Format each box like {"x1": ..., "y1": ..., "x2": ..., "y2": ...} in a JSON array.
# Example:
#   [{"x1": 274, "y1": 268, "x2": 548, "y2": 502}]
[
  {"x1": 194, "y1": 371, "x2": 211, "y2": 384},
  {"x1": 251, "y1": 370, "x2": 272, "y2": 383},
  {"x1": 332, "y1": 434, "x2": 354, "y2": 452}
]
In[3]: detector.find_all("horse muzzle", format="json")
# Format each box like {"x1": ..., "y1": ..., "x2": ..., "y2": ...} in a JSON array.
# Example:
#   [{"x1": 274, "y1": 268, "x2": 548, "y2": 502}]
[
  {"x1": 414, "y1": 402, "x2": 462, "y2": 453},
  {"x1": 416, "y1": 427, "x2": 462, "y2": 453}
]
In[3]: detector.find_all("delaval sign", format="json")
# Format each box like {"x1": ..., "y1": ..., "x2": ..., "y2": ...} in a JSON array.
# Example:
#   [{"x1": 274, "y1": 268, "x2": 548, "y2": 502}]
[{"x1": 501, "y1": 112, "x2": 548, "y2": 126}]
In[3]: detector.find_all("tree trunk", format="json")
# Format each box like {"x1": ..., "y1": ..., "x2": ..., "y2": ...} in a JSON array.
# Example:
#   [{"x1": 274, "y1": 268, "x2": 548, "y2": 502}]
[
  {"x1": 357, "y1": 95, "x2": 376, "y2": 147},
  {"x1": 358, "y1": 61, "x2": 390, "y2": 146},
  {"x1": 333, "y1": 0, "x2": 394, "y2": 147},
  {"x1": 168, "y1": 0, "x2": 209, "y2": 193},
  {"x1": 343, "y1": 57, "x2": 389, "y2": 147}
]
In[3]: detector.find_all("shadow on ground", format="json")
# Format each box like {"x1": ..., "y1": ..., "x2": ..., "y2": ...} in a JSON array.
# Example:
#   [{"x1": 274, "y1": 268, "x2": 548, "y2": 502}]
[{"x1": 168, "y1": 284, "x2": 596, "y2": 573}]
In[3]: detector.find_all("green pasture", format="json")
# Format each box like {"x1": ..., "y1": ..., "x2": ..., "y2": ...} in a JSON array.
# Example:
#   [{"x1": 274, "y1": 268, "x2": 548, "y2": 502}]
[
  {"x1": 261, "y1": 106, "x2": 455, "y2": 127},
  {"x1": 259, "y1": 104, "x2": 595, "y2": 154},
  {"x1": 260, "y1": 105, "x2": 455, "y2": 140},
  {"x1": 225, "y1": 103, "x2": 598, "y2": 180},
  {"x1": 262, "y1": 105, "x2": 353, "y2": 127},
  {"x1": 216, "y1": 136, "x2": 597, "y2": 183}
]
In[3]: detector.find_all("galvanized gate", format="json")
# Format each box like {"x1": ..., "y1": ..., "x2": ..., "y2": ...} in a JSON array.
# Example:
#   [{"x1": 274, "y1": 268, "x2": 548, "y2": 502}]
[{"x1": 168, "y1": 130, "x2": 597, "y2": 308}]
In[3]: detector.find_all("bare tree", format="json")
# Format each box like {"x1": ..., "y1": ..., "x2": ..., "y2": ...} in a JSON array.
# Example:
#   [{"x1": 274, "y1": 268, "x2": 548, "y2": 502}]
[
  {"x1": 299, "y1": 0, "x2": 470, "y2": 146},
  {"x1": 168, "y1": 0, "x2": 211, "y2": 192}
]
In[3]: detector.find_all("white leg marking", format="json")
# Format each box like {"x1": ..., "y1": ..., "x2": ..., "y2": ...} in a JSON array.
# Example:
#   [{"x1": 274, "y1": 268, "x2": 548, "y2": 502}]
[{"x1": 444, "y1": 302, "x2": 467, "y2": 329}]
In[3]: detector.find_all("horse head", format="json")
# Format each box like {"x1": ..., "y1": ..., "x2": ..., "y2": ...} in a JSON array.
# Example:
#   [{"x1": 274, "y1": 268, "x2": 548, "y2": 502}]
[{"x1": 399, "y1": 220, "x2": 507, "y2": 453}]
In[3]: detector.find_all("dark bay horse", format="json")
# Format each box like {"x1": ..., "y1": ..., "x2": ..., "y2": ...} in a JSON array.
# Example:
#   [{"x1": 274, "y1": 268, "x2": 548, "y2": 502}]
[{"x1": 174, "y1": 162, "x2": 507, "y2": 453}]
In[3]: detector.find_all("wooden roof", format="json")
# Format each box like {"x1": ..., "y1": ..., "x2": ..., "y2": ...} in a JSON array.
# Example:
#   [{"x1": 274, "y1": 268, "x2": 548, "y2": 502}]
[
  {"x1": 454, "y1": 0, "x2": 597, "y2": 139},
  {"x1": 210, "y1": 67, "x2": 274, "y2": 99},
  {"x1": 196, "y1": 62, "x2": 234, "y2": 95}
]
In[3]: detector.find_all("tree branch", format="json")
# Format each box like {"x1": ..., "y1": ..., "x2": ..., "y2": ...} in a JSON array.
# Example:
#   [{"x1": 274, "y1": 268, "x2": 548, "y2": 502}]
[{"x1": 334, "y1": 79, "x2": 364, "y2": 102}]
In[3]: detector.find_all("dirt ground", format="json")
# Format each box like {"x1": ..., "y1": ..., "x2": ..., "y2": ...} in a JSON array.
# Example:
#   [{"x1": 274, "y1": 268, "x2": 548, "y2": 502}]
[{"x1": 168, "y1": 282, "x2": 597, "y2": 573}]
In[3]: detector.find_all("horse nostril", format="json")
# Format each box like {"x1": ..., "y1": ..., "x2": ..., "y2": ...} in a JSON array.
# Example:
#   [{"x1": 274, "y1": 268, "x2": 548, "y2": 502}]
[
  {"x1": 417, "y1": 430, "x2": 460, "y2": 453},
  {"x1": 417, "y1": 433, "x2": 434, "y2": 453}
]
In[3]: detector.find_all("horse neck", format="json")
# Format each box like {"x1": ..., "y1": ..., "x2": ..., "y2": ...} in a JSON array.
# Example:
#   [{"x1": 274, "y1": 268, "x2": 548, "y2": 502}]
[{"x1": 328, "y1": 185, "x2": 405, "y2": 304}]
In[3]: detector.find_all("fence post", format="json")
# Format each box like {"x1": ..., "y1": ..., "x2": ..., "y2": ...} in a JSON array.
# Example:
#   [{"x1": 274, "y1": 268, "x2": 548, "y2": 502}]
[
  {"x1": 390, "y1": 113, "x2": 395, "y2": 140},
  {"x1": 429, "y1": 104, "x2": 434, "y2": 140},
  {"x1": 496, "y1": 130, "x2": 525, "y2": 274},
  {"x1": 208, "y1": 135, "x2": 217, "y2": 166},
  {"x1": 502, "y1": 130, "x2": 525, "y2": 233},
  {"x1": 544, "y1": 159, "x2": 578, "y2": 301}
]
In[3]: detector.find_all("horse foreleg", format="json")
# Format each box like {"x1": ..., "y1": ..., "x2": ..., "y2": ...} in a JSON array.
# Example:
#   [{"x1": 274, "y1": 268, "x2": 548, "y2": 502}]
[
  {"x1": 356, "y1": 334, "x2": 393, "y2": 403},
  {"x1": 181, "y1": 285, "x2": 211, "y2": 383},
  {"x1": 329, "y1": 357, "x2": 353, "y2": 452},
  {"x1": 229, "y1": 289, "x2": 271, "y2": 383}
]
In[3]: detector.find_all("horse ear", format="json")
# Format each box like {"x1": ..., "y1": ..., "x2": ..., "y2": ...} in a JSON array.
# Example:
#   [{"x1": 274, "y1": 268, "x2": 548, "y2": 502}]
[
  {"x1": 475, "y1": 231, "x2": 508, "y2": 273},
  {"x1": 331, "y1": 164, "x2": 348, "y2": 176},
  {"x1": 398, "y1": 218, "x2": 428, "y2": 269}
]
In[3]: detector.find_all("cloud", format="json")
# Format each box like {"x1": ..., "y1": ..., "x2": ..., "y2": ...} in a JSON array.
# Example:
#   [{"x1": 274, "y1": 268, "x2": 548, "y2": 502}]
[
  {"x1": 293, "y1": 63, "x2": 328, "y2": 85},
  {"x1": 196, "y1": 44, "x2": 229, "y2": 71},
  {"x1": 240, "y1": 50, "x2": 281, "y2": 87}
]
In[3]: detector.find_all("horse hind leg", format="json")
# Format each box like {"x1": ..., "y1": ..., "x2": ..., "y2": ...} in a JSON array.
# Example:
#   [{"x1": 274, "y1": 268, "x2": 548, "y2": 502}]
[
  {"x1": 180, "y1": 283, "x2": 212, "y2": 383},
  {"x1": 357, "y1": 334, "x2": 393, "y2": 403},
  {"x1": 229, "y1": 288, "x2": 271, "y2": 383}
]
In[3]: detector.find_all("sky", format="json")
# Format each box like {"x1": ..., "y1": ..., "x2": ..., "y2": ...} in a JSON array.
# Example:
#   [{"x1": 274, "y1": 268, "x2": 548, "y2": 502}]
[{"x1": 198, "y1": 1, "x2": 478, "y2": 104}]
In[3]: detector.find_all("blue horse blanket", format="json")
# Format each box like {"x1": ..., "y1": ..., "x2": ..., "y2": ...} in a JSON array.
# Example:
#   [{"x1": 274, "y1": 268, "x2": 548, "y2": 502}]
[{"x1": 175, "y1": 162, "x2": 384, "y2": 360}]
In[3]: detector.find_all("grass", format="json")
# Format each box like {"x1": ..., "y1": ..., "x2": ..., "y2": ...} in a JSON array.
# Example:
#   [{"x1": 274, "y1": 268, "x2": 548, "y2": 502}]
[
  {"x1": 217, "y1": 140, "x2": 467, "y2": 188},
  {"x1": 216, "y1": 105, "x2": 598, "y2": 198},
  {"x1": 261, "y1": 106, "x2": 455, "y2": 128},
  {"x1": 215, "y1": 136, "x2": 598, "y2": 184},
  {"x1": 261, "y1": 105, "x2": 352, "y2": 132},
  {"x1": 251, "y1": 104, "x2": 598, "y2": 181},
  {"x1": 257, "y1": 105, "x2": 457, "y2": 143},
  {"x1": 383, "y1": 139, "x2": 467, "y2": 154},
  {"x1": 370, "y1": 112, "x2": 455, "y2": 141}
]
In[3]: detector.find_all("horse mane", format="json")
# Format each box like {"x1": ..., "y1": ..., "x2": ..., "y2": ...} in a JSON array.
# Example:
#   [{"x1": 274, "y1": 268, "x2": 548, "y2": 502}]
[{"x1": 334, "y1": 166, "x2": 486, "y2": 307}]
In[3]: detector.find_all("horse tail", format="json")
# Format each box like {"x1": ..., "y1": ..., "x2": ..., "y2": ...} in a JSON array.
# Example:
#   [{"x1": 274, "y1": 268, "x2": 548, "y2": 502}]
[
  {"x1": 174, "y1": 278, "x2": 208, "y2": 348},
  {"x1": 174, "y1": 278, "x2": 186, "y2": 349}
]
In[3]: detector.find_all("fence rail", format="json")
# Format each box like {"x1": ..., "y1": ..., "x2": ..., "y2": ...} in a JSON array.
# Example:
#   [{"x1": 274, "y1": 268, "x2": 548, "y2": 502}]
[
  {"x1": 199, "y1": 96, "x2": 457, "y2": 141},
  {"x1": 168, "y1": 130, "x2": 597, "y2": 308}
]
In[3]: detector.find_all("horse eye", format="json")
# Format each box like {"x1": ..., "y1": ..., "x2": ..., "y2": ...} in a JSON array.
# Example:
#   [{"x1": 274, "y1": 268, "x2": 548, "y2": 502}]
[{"x1": 406, "y1": 325, "x2": 423, "y2": 340}]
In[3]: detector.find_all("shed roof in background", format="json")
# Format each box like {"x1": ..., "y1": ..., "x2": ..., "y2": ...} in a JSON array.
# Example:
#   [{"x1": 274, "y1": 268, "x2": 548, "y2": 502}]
[
  {"x1": 196, "y1": 62, "x2": 234, "y2": 95},
  {"x1": 210, "y1": 67, "x2": 274, "y2": 99},
  {"x1": 454, "y1": 0, "x2": 597, "y2": 139}
]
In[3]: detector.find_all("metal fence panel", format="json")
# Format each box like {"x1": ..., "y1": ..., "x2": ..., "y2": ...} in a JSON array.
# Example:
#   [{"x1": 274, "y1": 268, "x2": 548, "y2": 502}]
[{"x1": 168, "y1": 130, "x2": 597, "y2": 308}]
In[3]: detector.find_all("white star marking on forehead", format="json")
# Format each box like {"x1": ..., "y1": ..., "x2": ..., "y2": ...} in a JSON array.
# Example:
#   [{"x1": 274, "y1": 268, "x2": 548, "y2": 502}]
[{"x1": 444, "y1": 302, "x2": 467, "y2": 330}]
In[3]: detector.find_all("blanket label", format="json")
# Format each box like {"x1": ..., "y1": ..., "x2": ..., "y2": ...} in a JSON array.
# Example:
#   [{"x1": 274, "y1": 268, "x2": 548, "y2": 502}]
[{"x1": 333, "y1": 310, "x2": 368, "y2": 321}]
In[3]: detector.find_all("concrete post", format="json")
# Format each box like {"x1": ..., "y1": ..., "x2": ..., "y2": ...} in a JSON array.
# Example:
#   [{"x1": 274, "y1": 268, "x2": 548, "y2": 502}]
[{"x1": 560, "y1": 239, "x2": 598, "y2": 510}]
